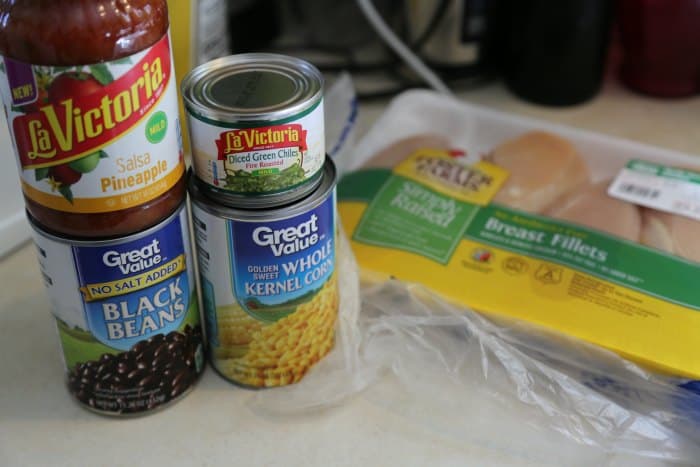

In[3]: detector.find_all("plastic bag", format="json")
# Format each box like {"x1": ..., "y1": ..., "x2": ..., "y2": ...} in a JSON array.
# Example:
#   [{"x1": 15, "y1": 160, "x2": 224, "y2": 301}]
[
  {"x1": 247, "y1": 89, "x2": 700, "y2": 464},
  {"x1": 245, "y1": 229, "x2": 700, "y2": 465},
  {"x1": 323, "y1": 72, "x2": 358, "y2": 176}
]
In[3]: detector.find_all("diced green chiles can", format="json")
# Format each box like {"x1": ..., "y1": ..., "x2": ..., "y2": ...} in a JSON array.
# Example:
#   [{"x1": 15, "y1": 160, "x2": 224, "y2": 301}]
[{"x1": 181, "y1": 53, "x2": 325, "y2": 208}]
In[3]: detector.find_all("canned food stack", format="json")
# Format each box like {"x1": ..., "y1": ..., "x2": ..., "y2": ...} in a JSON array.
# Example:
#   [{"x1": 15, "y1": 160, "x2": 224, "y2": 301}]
[
  {"x1": 0, "y1": 0, "x2": 204, "y2": 415},
  {"x1": 181, "y1": 54, "x2": 339, "y2": 388}
]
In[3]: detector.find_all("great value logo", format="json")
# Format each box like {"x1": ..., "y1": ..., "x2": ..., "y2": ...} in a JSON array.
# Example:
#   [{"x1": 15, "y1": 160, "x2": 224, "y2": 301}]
[
  {"x1": 102, "y1": 239, "x2": 163, "y2": 275},
  {"x1": 73, "y1": 215, "x2": 191, "y2": 349},
  {"x1": 77, "y1": 217, "x2": 187, "y2": 303},
  {"x1": 252, "y1": 214, "x2": 319, "y2": 256},
  {"x1": 227, "y1": 195, "x2": 336, "y2": 320}
]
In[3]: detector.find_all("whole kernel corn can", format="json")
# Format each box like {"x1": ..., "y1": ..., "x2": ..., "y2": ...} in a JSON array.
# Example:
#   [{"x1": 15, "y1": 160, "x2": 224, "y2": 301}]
[{"x1": 189, "y1": 158, "x2": 338, "y2": 388}]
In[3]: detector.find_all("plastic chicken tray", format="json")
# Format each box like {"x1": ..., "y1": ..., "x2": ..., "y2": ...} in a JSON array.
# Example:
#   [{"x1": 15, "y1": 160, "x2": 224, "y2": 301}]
[{"x1": 338, "y1": 89, "x2": 700, "y2": 379}]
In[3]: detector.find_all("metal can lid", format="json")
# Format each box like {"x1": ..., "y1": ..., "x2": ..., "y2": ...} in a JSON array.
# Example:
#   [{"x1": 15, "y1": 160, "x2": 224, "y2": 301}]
[{"x1": 181, "y1": 53, "x2": 324, "y2": 124}]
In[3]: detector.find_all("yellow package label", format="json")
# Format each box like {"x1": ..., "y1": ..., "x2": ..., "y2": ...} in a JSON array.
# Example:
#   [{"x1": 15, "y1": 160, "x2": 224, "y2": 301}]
[
  {"x1": 393, "y1": 149, "x2": 509, "y2": 205},
  {"x1": 338, "y1": 150, "x2": 700, "y2": 379}
]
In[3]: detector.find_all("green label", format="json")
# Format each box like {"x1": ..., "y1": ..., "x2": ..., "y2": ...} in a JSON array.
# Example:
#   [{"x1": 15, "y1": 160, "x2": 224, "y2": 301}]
[
  {"x1": 145, "y1": 110, "x2": 168, "y2": 144},
  {"x1": 337, "y1": 168, "x2": 392, "y2": 202},
  {"x1": 466, "y1": 205, "x2": 700, "y2": 309},
  {"x1": 352, "y1": 175, "x2": 478, "y2": 263},
  {"x1": 628, "y1": 159, "x2": 700, "y2": 184},
  {"x1": 339, "y1": 168, "x2": 700, "y2": 309},
  {"x1": 252, "y1": 168, "x2": 280, "y2": 176}
]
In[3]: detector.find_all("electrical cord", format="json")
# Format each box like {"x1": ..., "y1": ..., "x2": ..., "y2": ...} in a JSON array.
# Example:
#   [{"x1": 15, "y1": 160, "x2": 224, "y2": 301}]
[
  {"x1": 354, "y1": 0, "x2": 454, "y2": 96},
  {"x1": 289, "y1": 0, "x2": 449, "y2": 73},
  {"x1": 247, "y1": 0, "x2": 455, "y2": 99},
  {"x1": 268, "y1": 43, "x2": 395, "y2": 72}
]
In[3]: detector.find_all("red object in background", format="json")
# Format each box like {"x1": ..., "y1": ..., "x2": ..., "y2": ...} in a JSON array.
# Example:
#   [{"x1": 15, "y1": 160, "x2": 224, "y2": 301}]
[{"x1": 618, "y1": 0, "x2": 700, "y2": 97}]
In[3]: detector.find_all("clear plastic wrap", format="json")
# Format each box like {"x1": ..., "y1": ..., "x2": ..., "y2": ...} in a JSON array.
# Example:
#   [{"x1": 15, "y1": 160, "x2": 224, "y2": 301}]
[
  {"x1": 247, "y1": 230, "x2": 700, "y2": 465},
  {"x1": 246, "y1": 87, "x2": 700, "y2": 464},
  {"x1": 324, "y1": 72, "x2": 359, "y2": 175}
]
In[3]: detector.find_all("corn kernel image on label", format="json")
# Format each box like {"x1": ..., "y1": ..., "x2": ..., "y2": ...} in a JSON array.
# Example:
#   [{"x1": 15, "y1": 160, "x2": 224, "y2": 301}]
[{"x1": 190, "y1": 166, "x2": 338, "y2": 388}]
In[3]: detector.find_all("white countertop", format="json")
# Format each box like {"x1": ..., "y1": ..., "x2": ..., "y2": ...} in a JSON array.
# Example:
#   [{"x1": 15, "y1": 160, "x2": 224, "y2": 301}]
[{"x1": 1, "y1": 78, "x2": 699, "y2": 467}]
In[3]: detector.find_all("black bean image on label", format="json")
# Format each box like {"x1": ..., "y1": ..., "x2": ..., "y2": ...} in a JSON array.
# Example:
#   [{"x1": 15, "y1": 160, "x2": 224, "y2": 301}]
[{"x1": 67, "y1": 325, "x2": 203, "y2": 415}]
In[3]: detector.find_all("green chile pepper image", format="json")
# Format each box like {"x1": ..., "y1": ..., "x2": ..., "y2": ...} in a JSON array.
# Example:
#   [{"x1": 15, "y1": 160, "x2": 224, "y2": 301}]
[{"x1": 224, "y1": 163, "x2": 305, "y2": 192}]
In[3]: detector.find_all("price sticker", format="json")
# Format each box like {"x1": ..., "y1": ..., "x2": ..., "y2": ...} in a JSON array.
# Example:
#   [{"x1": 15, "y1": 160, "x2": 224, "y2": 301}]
[{"x1": 608, "y1": 160, "x2": 700, "y2": 221}]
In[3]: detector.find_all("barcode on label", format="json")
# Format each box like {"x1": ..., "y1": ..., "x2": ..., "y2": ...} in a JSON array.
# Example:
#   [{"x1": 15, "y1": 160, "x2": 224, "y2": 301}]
[
  {"x1": 618, "y1": 183, "x2": 660, "y2": 199},
  {"x1": 610, "y1": 164, "x2": 700, "y2": 221}
]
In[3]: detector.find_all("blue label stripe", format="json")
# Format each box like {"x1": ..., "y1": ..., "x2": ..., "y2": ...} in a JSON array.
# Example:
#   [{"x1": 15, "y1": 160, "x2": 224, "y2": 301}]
[
  {"x1": 226, "y1": 195, "x2": 336, "y2": 322},
  {"x1": 73, "y1": 214, "x2": 192, "y2": 351}
]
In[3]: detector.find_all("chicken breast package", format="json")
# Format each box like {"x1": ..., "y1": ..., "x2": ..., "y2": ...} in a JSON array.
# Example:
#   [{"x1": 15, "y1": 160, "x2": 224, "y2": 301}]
[{"x1": 338, "y1": 90, "x2": 700, "y2": 381}]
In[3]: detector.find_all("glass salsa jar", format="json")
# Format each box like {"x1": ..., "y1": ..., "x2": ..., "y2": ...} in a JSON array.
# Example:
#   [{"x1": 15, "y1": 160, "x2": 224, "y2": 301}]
[{"x1": 0, "y1": 0, "x2": 186, "y2": 237}]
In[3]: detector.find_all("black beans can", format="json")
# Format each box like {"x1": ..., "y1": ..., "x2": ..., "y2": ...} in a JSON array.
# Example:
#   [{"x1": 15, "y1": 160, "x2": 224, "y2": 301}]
[{"x1": 28, "y1": 202, "x2": 204, "y2": 416}]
